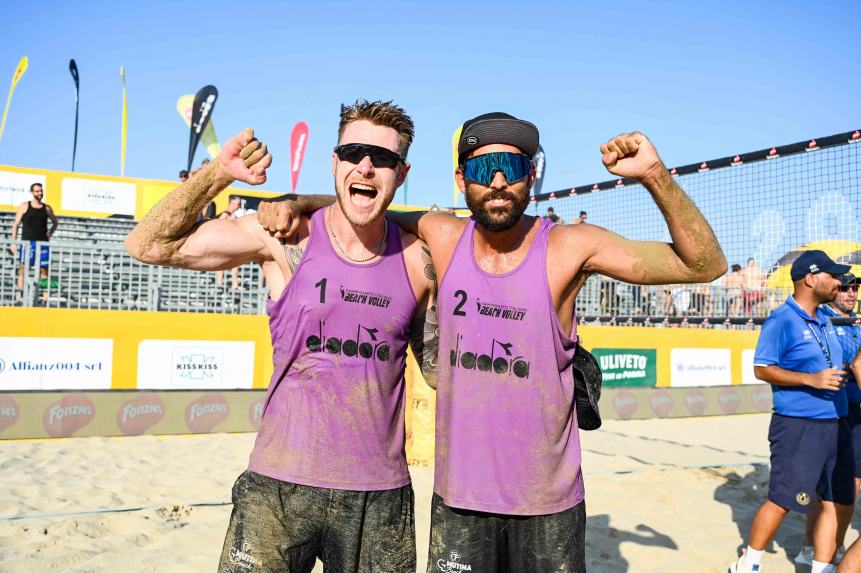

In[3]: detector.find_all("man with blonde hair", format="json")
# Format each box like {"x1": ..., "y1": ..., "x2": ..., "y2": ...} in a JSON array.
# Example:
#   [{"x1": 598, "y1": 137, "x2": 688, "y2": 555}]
[{"x1": 126, "y1": 99, "x2": 438, "y2": 572}]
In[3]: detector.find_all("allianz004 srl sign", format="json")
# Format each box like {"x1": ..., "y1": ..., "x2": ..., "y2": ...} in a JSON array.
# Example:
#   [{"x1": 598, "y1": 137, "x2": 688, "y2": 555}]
[{"x1": 593, "y1": 348, "x2": 657, "y2": 387}]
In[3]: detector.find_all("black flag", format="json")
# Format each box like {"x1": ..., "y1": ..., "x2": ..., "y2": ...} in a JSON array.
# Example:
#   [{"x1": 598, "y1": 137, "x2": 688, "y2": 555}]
[
  {"x1": 69, "y1": 59, "x2": 80, "y2": 171},
  {"x1": 532, "y1": 144, "x2": 546, "y2": 196},
  {"x1": 187, "y1": 85, "x2": 218, "y2": 171}
]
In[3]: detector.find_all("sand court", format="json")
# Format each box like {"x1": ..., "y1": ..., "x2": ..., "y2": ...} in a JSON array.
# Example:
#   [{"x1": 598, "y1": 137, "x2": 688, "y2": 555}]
[{"x1": 2, "y1": 413, "x2": 857, "y2": 572}]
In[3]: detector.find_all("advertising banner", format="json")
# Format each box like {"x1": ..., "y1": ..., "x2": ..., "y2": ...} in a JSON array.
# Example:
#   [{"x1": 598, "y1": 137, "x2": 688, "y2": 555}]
[
  {"x1": 741, "y1": 349, "x2": 763, "y2": 384},
  {"x1": 69, "y1": 59, "x2": 80, "y2": 171},
  {"x1": 0, "y1": 56, "x2": 28, "y2": 145},
  {"x1": 136, "y1": 340, "x2": 255, "y2": 390},
  {"x1": 187, "y1": 85, "x2": 218, "y2": 171},
  {"x1": 593, "y1": 348, "x2": 657, "y2": 387},
  {"x1": 176, "y1": 94, "x2": 220, "y2": 160},
  {"x1": 0, "y1": 337, "x2": 113, "y2": 390},
  {"x1": 0, "y1": 169, "x2": 47, "y2": 207},
  {"x1": 290, "y1": 121, "x2": 309, "y2": 192},
  {"x1": 670, "y1": 348, "x2": 732, "y2": 387},
  {"x1": 532, "y1": 144, "x2": 546, "y2": 197},
  {"x1": 61, "y1": 177, "x2": 136, "y2": 215}
]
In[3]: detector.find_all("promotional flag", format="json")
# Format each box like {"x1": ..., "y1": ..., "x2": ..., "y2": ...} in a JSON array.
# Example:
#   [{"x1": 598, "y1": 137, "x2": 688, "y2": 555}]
[
  {"x1": 120, "y1": 66, "x2": 128, "y2": 176},
  {"x1": 532, "y1": 144, "x2": 546, "y2": 196},
  {"x1": 69, "y1": 59, "x2": 80, "y2": 171},
  {"x1": 0, "y1": 56, "x2": 28, "y2": 145},
  {"x1": 290, "y1": 121, "x2": 309, "y2": 192},
  {"x1": 176, "y1": 95, "x2": 220, "y2": 160},
  {"x1": 451, "y1": 124, "x2": 463, "y2": 207},
  {"x1": 187, "y1": 85, "x2": 218, "y2": 172}
]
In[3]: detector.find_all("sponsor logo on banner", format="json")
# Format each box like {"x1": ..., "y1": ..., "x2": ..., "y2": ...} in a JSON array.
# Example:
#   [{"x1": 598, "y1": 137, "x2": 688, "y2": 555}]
[
  {"x1": 137, "y1": 340, "x2": 255, "y2": 390},
  {"x1": 249, "y1": 398, "x2": 265, "y2": 431},
  {"x1": 0, "y1": 170, "x2": 47, "y2": 207},
  {"x1": 61, "y1": 178, "x2": 136, "y2": 216},
  {"x1": 649, "y1": 389, "x2": 673, "y2": 418},
  {"x1": 613, "y1": 389, "x2": 639, "y2": 419},
  {"x1": 593, "y1": 348, "x2": 657, "y2": 387},
  {"x1": 741, "y1": 349, "x2": 763, "y2": 384},
  {"x1": 670, "y1": 348, "x2": 731, "y2": 387},
  {"x1": 0, "y1": 395, "x2": 20, "y2": 432},
  {"x1": 185, "y1": 394, "x2": 230, "y2": 433},
  {"x1": 117, "y1": 394, "x2": 166, "y2": 435},
  {"x1": 685, "y1": 389, "x2": 708, "y2": 415},
  {"x1": 42, "y1": 394, "x2": 96, "y2": 437},
  {"x1": 752, "y1": 386, "x2": 773, "y2": 412},
  {"x1": 719, "y1": 387, "x2": 742, "y2": 414},
  {"x1": 0, "y1": 337, "x2": 112, "y2": 390}
]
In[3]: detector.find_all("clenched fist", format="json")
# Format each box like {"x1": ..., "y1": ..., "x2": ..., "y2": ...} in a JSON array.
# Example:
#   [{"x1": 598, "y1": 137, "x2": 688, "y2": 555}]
[
  {"x1": 257, "y1": 199, "x2": 301, "y2": 240},
  {"x1": 600, "y1": 132, "x2": 664, "y2": 182},
  {"x1": 218, "y1": 128, "x2": 273, "y2": 185}
]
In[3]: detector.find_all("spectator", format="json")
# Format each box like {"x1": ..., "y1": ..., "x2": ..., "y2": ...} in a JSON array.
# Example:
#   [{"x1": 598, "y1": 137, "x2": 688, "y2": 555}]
[
  {"x1": 544, "y1": 206, "x2": 560, "y2": 223},
  {"x1": 215, "y1": 196, "x2": 244, "y2": 290},
  {"x1": 179, "y1": 170, "x2": 189, "y2": 182},
  {"x1": 723, "y1": 263, "x2": 744, "y2": 316},
  {"x1": 9, "y1": 183, "x2": 58, "y2": 295},
  {"x1": 741, "y1": 257, "x2": 766, "y2": 316},
  {"x1": 572, "y1": 210, "x2": 587, "y2": 225}
]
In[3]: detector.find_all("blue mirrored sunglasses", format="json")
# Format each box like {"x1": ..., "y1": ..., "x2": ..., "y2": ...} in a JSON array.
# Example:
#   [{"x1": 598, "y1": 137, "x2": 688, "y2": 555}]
[{"x1": 462, "y1": 152, "x2": 532, "y2": 186}]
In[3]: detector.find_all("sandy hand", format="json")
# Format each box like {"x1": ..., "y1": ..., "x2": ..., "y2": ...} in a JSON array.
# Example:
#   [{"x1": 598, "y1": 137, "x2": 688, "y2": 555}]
[
  {"x1": 257, "y1": 199, "x2": 301, "y2": 240},
  {"x1": 218, "y1": 128, "x2": 273, "y2": 185},
  {"x1": 600, "y1": 131, "x2": 664, "y2": 182}
]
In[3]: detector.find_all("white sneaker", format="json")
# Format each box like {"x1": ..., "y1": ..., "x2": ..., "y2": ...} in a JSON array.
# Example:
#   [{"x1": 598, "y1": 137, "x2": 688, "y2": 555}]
[
  {"x1": 728, "y1": 556, "x2": 761, "y2": 572},
  {"x1": 794, "y1": 546, "x2": 813, "y2": 565}
]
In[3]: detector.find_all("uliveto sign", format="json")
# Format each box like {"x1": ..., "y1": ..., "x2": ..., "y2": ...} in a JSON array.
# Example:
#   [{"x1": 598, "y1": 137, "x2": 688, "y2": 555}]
[
  {"x1": 0, "y1": 337, "x2": 113, "y2": 390},
  {"x1": 593, "y1": 348, "x2": 657, "y2": 387}
]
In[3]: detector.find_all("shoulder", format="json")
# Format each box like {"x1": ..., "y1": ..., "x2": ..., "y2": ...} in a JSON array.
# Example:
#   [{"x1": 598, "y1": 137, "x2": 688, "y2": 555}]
[
  {"x1": 44, "y1": 203, "x2": 56, "y2": 213},
  {"x1": 16, "y1": 202, "x2": 28, "y2": 212},
  {"x1": 548, "y1": 221, "x2": 605, "y2": 250},
  {"x1": 398, "y1": 227, "x2": 432, "y2": 272}
]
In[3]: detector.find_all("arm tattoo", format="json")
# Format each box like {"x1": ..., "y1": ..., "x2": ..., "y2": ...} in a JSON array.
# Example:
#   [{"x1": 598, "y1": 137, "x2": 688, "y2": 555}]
[
  {"x1": 409, "y1": 245, "x2": 439, "y2": 389},
  {"x1": 282, "y1": 241, "x2": 305, "y2": 274}
]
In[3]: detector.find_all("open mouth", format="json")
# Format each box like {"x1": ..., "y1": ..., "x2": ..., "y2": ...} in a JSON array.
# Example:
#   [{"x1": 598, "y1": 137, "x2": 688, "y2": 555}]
[{"x1": 349, "y1": 183, "x2": 379, "y2": 208}]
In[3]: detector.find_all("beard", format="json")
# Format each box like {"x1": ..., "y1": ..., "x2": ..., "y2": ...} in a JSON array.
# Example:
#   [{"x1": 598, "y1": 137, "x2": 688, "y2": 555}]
[{"x1": 465, "y1": 188, "x2": 531, "y2": 232}]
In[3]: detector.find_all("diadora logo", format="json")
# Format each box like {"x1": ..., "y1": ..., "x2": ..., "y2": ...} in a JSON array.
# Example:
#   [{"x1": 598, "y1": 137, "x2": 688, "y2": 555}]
[
  {"x1": 449, "y1": 334, "x2": 529, "y2": 378},
  {"x1": 437, "y1": 549, "x2": 472, "y2": 572},
  {"x1": 306, "y1": 321, "x2": 391, "y2": 361}
]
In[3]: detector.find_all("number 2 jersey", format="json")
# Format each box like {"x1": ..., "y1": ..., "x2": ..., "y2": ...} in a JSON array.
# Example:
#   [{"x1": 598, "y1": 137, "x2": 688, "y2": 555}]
[
  {"x1": 435, "y1": 217, "x2": 584, "y2": 515},
  {"x1": 248, "y1": 208, "x2": 419, "y2": 490}
]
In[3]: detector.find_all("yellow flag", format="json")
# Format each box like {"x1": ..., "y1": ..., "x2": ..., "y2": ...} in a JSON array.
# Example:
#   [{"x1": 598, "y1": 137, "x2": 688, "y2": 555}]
[
  {"x1": 176, "y1": 94, "x2": 221, "y2": 159},
  {"x1": 120, "y1": 66, "x2": 128, "y2": 176},
  {"x1": 0, "y1": 56, "x2": 29, "y2": 145},
  {"x1": 451, "y1": 124, "x2": 463, "y2": 207}
]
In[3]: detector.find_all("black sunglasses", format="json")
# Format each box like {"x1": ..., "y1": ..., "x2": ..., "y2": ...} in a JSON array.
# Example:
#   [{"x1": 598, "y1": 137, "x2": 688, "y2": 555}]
[
  {"x1": 839, "y1": 285, "x2": 859, "y2": 292},
  {"x1": 334, "y1": 143, "x2": 403, "y2": 169}
]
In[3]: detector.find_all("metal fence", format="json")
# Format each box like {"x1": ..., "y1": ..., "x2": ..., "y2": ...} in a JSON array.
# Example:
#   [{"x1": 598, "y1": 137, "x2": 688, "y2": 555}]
[{"x1": 2, "y1": 239, "x2": 266, "y2": 314}]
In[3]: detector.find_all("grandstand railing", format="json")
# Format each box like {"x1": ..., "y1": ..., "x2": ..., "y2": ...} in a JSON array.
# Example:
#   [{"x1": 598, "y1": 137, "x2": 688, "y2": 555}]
[{"x1": 2, "y1": 239, "x2": 266, "y2": 314}]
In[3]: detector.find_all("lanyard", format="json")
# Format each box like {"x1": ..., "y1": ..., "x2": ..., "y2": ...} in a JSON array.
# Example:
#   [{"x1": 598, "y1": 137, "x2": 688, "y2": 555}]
[{"x1": 807, "y1": 323, "x2": 834, "y2": 368}]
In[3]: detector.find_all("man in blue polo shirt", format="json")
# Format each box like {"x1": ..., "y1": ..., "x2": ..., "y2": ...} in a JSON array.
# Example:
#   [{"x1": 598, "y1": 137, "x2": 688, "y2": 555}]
[
  {"x1": 795, "y1": 273, "x2": 861, "y2": 566},
  {"x1": 730, "y1": 250, "x2": 852, "y2": 573}
]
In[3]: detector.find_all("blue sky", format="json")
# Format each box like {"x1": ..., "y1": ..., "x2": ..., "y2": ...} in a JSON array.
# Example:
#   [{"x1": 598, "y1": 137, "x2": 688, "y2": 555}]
[{"x1": 0, "y1": 0, "x2": 858, "y2": 209}]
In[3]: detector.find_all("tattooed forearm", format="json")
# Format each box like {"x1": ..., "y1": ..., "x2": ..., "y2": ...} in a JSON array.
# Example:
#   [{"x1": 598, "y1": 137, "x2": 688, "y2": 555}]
[
  {"x1": 126, "y1": 161, "x2": 234, "y2": 265},
  {"x1": 409, "y1": 245, "x2": 439, "y2": 389}
]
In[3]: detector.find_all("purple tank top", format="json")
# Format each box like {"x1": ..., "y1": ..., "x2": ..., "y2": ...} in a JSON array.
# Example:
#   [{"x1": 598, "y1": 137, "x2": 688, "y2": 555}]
[
  {"x1": 435, "y1": 217, "x2": 584, "y2": 515},
  {"x1": 249, "y1": 208, "x2": 418, "y2": 490}
]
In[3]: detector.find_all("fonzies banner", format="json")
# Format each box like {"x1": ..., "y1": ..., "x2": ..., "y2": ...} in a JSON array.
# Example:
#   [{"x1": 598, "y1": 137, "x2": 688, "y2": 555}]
[
  {"x1": 290, "y1": 121, "x2": 309, "y2": 192},
  {"x1": 0, "y1": 56, "x2": 28, "y2": 145},
  {"x1": 187, "y1": 85, "x2": 218, "y2": 172},
  {"x1": 176, "y1": 94, "x2": 220, "y2": 161}
]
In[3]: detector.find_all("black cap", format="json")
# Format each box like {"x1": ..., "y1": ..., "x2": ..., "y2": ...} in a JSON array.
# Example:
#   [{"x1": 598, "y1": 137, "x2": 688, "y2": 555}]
[
  {"x1": 841, "y1": 273, "x2": 859, "y2": 287},
  {"x1": 790, "y1": 250, "x2": 851, "y2": 281},
  {"x1": 572, "y1": 343, "x2": 603, "y2": 431},
  {"x1": 458, "y1": 112, "x2": 539, "y2": 161}
]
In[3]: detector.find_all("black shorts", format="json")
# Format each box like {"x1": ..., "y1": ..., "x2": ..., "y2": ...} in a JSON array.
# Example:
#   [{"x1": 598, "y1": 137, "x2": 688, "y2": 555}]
[
  {"x1": 767, "y1": 414, "x2": 855, "y2": 512},
  {"x1": 218, "y1": 470, "x2": 415, "y2": 573},
  {"x1": 427, "y1": 494, "x2": 586, "y2": 573}
]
